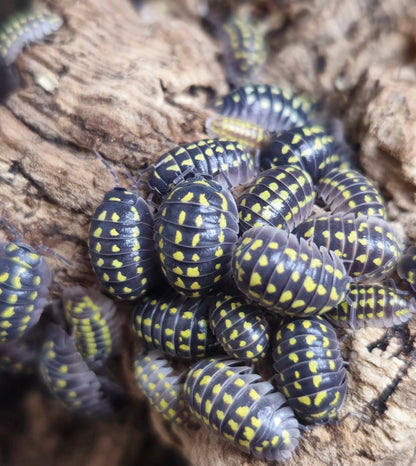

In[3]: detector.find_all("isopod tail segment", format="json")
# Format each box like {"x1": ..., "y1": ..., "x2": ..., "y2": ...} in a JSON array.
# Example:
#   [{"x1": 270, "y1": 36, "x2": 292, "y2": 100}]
[
  {"x1": 397, "y1": 245, "x2": 416, "y2": 293},
  {"x1": 88, "y1": 151, "x2": 158, "y2": 301},
  {"x1": 325, "y1": 281, "x2": 416, "y2": 329},
  {"x1": 134, "y1": 351, "x2": 196, "y2": 426}
]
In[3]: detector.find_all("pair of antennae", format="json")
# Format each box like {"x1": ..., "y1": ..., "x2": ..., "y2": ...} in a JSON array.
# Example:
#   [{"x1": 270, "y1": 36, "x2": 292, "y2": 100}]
[
  {"x1": 0, "y1": 207, "x2": 24, "y2": 242},
  {"x1": 93, "y1": 150, "x2": 147, "y2": 191},
  {"x1": 0, "y1": 206, "x2": 75, "y2": 267}
]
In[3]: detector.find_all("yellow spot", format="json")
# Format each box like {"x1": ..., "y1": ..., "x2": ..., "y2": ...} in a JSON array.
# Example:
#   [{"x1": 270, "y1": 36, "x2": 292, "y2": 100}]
[
  {"x1": 314, "y1": 390, "x2": 327, "y2": 406},
  {"x1": 249, "y1": 272, "x2": 262, "y2": 287},
  {"x1": 236, "y1": 406, "x2": 250, "y2": 418},
  {"x1": 175, "y1": 230, "x2": 183, "y2": 244},
  {"x1": 298, "y1": 395, "x2": 311, "y2": 406},
  {"x1": 279, "y1": 290, "x2": 293, "y2": 303},
  {"x1": 173, "y1": 251, "x2": 184, "y2": 261},
  {"x1": 117, "y1": 271, "x2": 126, "y2": 281},
  {"x1": 178, "y1": 211, "x2": 186, "y2": 225},
  {"x1": 304, "y1": 276, "x2": 317, "y2": 293},
  {"x1": 228, "y1": 419, "x2": 239, "y2": 432}
]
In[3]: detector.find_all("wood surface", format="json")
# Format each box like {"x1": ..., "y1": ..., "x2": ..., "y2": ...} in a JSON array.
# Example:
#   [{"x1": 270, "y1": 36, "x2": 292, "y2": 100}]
[{"x1": 1, "y1": 0, "x2": 416, "y2": 464}]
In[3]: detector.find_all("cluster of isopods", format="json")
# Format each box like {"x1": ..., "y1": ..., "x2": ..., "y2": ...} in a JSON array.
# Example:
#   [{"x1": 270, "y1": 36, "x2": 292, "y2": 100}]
[{"x1": 1, "y1": 4, "x2": 416, "y2": 464}]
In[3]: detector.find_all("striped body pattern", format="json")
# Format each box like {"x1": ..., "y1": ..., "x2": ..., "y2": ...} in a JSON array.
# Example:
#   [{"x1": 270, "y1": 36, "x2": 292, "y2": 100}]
[
  {"x1": 154, "y1": 177, "x2": 239, "y2": 297},
  {"x1": 208, "y1": 292, "x2": 270, "y2": 362},
  {"x1": 220, "y1": 17, "x2": 266, "y2": 86},
  {"x1": 205, "y1": 116, "x2": 268, "y2": 154},
  {"x1": 237, "y1": 165, "x2": 315, "y2": 233},
  {"x1": 397, "y1": 245, "x2": 416, "y2": 292},
  {"x1": 184, "y1": 357, "x2": 300, "y2": 462},
  {"x1": 39, "y1": 325, "x2": 114, "y2": 417},
  {"x1": 260, "y1": 126, "x2": 351, "y2": 184},
  {"x1": 317, "y1": 168, "x2": 387, "y2": 219},
  {"x1": 89, "y1": 187, "x2": 157, "y2": 301},
  {"x1": 62, "y1": 287, "x2": 120, "y2": 368},
  {"x1": 134, "y1": 351, "x2": 191, "y2": 425},
  {"x1": 212, "y1": 84, "x2": 310, "y2": 133},
  {"x1": 293, "y1": 214, "x2": 403, "y2": 282},
  {"x1": 133, "y1": 290, "x2": 219, "y2": 358},
  {"x1": 232, "y1": 226, "x2": 350, "y2": 316},
  {"x1": 147, "y1": 138, "x2": 255, "y2": 196},
  {"x1": 326, "y1": 283, "x2": 416, "y2": 328},
  {"x1": 0, "y1": 241, "x2": 51, "y2": 342},
  {"x1": 0, "y1": 10, "x2": 63, "y2": 66},
  {"x1": 272, "y1": 316, "x2": 347, "y2": 424}
]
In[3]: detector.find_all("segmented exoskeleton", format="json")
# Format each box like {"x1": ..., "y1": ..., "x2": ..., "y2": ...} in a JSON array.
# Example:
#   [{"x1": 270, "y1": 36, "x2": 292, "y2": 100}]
[
  {"x1": 272, "y1": 316, "x2": 347, "y2": 425},
  {"x1": 184, "y1": 356, "x2": 300, "y2": 462}
]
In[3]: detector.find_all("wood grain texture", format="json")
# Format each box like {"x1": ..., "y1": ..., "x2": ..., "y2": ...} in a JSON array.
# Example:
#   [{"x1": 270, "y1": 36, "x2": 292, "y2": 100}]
[{"x1": 1, "y1": 0, "x2": 416, "y2": 465}]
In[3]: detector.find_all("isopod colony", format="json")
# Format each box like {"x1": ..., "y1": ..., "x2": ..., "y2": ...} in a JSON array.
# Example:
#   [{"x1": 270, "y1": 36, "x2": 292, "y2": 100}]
[{"x1": 1, "y1": 3, "x2": 416, "y2": 464}]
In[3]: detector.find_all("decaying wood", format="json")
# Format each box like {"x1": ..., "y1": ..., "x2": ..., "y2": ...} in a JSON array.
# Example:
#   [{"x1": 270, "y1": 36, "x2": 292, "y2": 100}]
[{"x1": 1, "y1": 0, "x2": 416, "y2": 464}]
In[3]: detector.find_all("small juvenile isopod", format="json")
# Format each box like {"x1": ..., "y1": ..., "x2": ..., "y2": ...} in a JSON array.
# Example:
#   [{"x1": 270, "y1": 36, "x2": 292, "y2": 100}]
[
  {"x1": 133, "y1": 289, "x2": 220, "y2": 359},
  {"x1": 237, "y1": 165, "x2": 316, "y2": 233},
  {"x1": 272, "y1": 316, "x2": 347, "y2": 425},
  {"x1": 220, "y1": 16, "x2": 267, "y2": 87},
  {"x1": 62, "y1": 286, "x2": 121, "y2": 368},
  {"x1": 154, "y1": 176, "x2": 239, "y2": 297},
  {"x1": 212, "y1": 84, "x2": 311, "y2": 133},
  {"x1": 232, "y1": 226, "x2": 350, "y2": 316},
  {"x1": 317, "y1": 167, "x2": 387, "y2": 219},
  {"x1": 325, "y1": 283, "x2": 416, "y2": 328},
  {"x1": 134, "y1": 351, "x2": 192, "y2": 425},
  {"x1": 147, "y1": 138, "x2": 255, "y2": 197},
  {"x1": 88, "y1": 153, "x2": 158, "y2": 301},
  {"x1": 205, "y1": 116, "x2": 268, "y2": 155},
  {"x1": 293, "y1": 213, "x2": 403, "y2": 282},
  {"x1": 39, "y1": 324, "x2": 115, "y2": 417},
  {"x1": 208, "y1": 291, "x2": 270, "y2": 362},
  {"x1": 183, "y1": 356, "x2": 300, "y2": 462}
]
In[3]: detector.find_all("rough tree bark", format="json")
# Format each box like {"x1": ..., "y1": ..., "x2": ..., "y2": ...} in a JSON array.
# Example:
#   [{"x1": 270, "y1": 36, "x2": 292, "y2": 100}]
[{"x1": 1, "y1": 0, "x2": 416, "y2": 465}]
